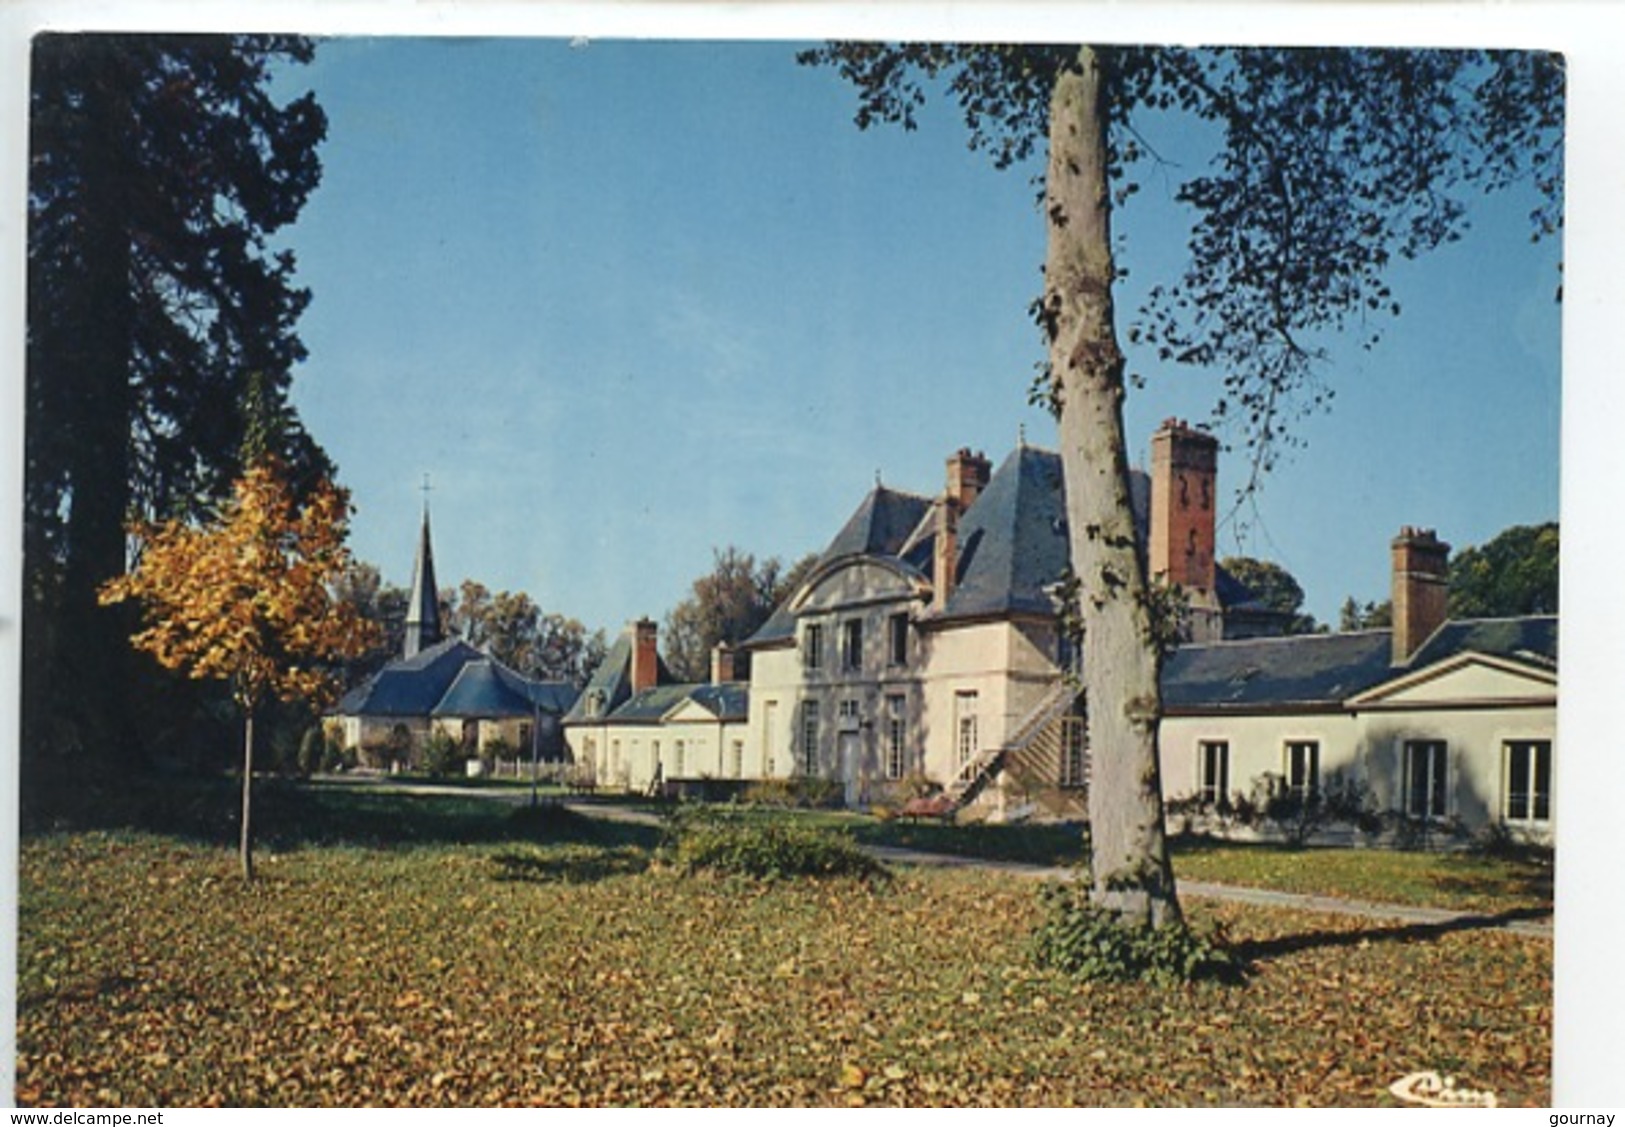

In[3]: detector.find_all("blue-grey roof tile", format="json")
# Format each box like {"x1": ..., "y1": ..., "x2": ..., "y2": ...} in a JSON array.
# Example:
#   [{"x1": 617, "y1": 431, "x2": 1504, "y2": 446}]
[
  {"x1": 335, "y1": 638, "x2": 484, "y2": 717},
  {"x1": 1404, "y1": 615, "x2": 1558, "y2": 671},
  {"x1": 1161, "y1": 630, "x2": 1398, "y2": 710},
  {"x1": 431, "y1": 659, "x2": 580, "y2": 719},
  {"x1": 822, "y1": 486, "x2": 934, "y2": 561},
  {"x1": 564, "y1": 630, "x2": 675, "y2": 722},
  {"x1": 1162, "y1": 615, "x2": 1558, "y2": 712}
]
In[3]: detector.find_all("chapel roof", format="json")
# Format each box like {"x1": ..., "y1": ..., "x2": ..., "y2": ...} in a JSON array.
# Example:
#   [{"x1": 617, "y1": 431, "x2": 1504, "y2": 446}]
[
  {"x1": 334, "y1": 637, "x2": 578, "y2": 720},
  {"x1": 431, "y1": 657, "x2": 580, "y2": 719},
  {"x1": 335, "y1": 637, "x2": 484, "y2": 717}
]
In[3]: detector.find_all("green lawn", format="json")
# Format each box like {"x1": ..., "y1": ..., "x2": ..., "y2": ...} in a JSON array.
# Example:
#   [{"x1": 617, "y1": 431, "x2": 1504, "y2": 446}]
[
  {"x1": 1170, "y1": 836, "x2": 1552, "y2": 916},
  {"x1": 15, "y1": 785, "x2": 1551, "y2": 1107},
  {"x1": 629, "y1": 801, "x2": 1552, "y2": 916}
]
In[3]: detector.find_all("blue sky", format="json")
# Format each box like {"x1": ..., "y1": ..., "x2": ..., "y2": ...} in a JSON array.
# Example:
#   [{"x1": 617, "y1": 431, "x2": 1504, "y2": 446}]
[{"x1": 279, "y1": 37, "x2": 1561, "y2": 636}]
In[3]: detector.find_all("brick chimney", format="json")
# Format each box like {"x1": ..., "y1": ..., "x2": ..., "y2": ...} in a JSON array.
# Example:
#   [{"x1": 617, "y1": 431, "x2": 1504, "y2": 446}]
[
  {"x1": 933, "y1": 496, "x2": 959, "y2": 612},
  {"x1": 1149, "y1": 418, "x2": 1218, "y2": 596},
  {"x1": 1391, "y1": 527, "x2": 1450, "y2": 664},
  {"x1": 933, "y1": 448, "x2": 990, "y2": 612},
  {"x1": 630, "y1": 618, "x2": 660, "y2": 693},
  {"x1": 710, "y1": 642, "x2": 739, "y2": 685},
  {"x1": 946, "y1": 448, "x2": 992, "y2": 513}
]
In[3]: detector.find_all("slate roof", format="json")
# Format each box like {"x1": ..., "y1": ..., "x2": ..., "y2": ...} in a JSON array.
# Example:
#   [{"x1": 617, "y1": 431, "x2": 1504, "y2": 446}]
[
  {"x1": 335, "y1": 638, "x2": 578, "y2": 720},
  {"x1": 431, "y1": 658, "x2": 579, "y2": 719},
  {"x1": 335, "y1": 638, "x2": 484, "y2": 717},
  {"x1": 687, "y1": 683, "x2": 749, "y2": 721},
  {"x1": 598, "y1": 682, "x2": 749, "y2": 725},
  {"x1": 1162, "y1": 630, "x2": 1397, "y2": 712},
  {"x1": 744, "y1": 443, "x2": 1158, "y2": 644},
  {"x1": 563, "y1": 629, "x2": 676, "y2": 723},
  {"x1": 939, "y1": 445, "x2": 1074, "y2": 620},
  {"x1": 823, "y1": 485, "x2": 934, "y2": 561},
  {"x1": 1163, "y1": 615, "x2": 1559, "y2": 712},
  {"x1": 1404, "y1": 615, "x2": 1558, "y2": 672}
]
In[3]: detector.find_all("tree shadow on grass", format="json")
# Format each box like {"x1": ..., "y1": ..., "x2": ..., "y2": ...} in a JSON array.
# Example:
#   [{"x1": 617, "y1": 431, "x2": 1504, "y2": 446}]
[
  {"x1": 1231, "y1": 905, "x2": 1553, "y2": 966},
  {"x1": 20, "y1": 774, "x2": 664, "y2": 853},
  {"x1": 488, "y1": 845, "x2": 652, "y2": 885}
]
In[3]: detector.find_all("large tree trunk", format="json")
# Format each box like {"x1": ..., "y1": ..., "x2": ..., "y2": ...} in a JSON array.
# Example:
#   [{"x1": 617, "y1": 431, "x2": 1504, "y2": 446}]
[
  {"x1": 1045, "y1": 48, "x2": 1181, "y2": 928},
  {"x1": 55, "y1": 58, "x2": 138, "y2": 768},
  {"x1": 240, "y1": 708, "x2": 256, "y2": 882}
]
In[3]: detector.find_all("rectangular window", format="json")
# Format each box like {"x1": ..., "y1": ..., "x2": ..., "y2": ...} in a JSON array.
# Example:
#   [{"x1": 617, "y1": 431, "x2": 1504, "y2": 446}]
[
  {"x1": 804, "y1": 623, "x2": 823, "y2": 671},
  {"x1": 955, "y1": 691, "x2": 979, "y2": 767},
  {"x1": 762, "y1": 700, "x2": 779, "y2": 775},
  {"x1": 1403, "y1": 740, "x2": 1448, "y2": 819},
  {"x1": 1505, "y1": 740, "x2": 1552, "y2": 822},
  {"x1": 888, "y1": 613, "x2": 909, "y2": 666},
  {"x1": 674, "y1": 739, "x2": 686, "y2": 777},
  {"x1": 1060, "y1": 717, "x2": 1088, "y2": 789},
  {"x1": 838, "y1": 698, "x2": 860, "y2": 729},
  {"x1": 1199, "y1": 740, "x2": 1229, "y2": 804},
  {"x1": 800, "y1": 701, "x2": 820, "y2": 776},
  {"x1": 730, "y1": 739, "x2": 744, "y2": 778},
  {"x1": 651, "y1": 740, "x2": 661, "y2": 779},
  {"x1": 842, "y1": 619, "x2": 863, "y2": 672},
  {"x1": 885, "y1": 694, "x2": 907, "y2": 779},
  {"x1": 1285, "y1": 741, "x2": 1319, "y2": 801}
]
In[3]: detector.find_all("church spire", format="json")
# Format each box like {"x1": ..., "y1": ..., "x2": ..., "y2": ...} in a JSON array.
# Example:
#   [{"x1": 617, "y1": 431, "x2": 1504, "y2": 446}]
[{"x1": 404, "y1": 479, "x2": 442, "y2": 658}]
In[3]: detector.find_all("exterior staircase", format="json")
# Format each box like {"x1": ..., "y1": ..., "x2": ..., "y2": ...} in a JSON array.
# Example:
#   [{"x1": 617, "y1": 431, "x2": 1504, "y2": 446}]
[{"x1": 943, "y1": 678, "x2": 1081, "y2": 811}]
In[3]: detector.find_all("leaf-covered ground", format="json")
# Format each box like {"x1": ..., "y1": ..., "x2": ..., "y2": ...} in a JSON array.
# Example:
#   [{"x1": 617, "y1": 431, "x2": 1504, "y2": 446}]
[{"x1": 16, "y1": 830, "x2": 1551, "y2": 1107}]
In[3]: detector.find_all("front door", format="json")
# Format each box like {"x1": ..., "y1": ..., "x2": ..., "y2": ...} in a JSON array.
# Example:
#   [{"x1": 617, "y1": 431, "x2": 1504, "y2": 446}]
[{"x1": 838, "y1": 731, "x2": 861, "y2": 806}]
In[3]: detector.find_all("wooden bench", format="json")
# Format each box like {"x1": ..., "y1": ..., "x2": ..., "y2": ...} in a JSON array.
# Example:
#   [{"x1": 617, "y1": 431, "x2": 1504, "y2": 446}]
[{"x1": 899, "y1": 794, "x2": 956, "y2": 822}]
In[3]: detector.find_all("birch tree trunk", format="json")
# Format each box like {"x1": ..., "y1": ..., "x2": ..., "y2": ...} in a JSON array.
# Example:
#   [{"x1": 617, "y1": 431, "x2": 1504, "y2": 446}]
[{"x1": 1045, "y1": 48, "x2": 1181, "y2": 928}]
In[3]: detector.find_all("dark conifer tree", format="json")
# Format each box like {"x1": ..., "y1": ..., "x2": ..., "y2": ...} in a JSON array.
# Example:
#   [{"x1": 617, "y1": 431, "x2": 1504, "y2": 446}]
[{"x1": 25, "y1": 34, "x2": 329, "y2": 772}]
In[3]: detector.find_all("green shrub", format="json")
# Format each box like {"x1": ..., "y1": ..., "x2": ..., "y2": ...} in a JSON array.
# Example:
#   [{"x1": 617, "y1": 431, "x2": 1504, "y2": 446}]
[
  {"x1": 421, "y1": 730, "x2": 461, "y2": 777},
  {"x1": 1031, "y1": 881, "x2": 1244, "y2": 985},
  {"x1": 740, "y1": 776, "x2": 846, "y2": 809},
  {"x1": 483, "y1": 735, "x2": 516, "y2": 767},
  {"x1": 668, "y1": 810, "x2": 887, "y2": 881}
]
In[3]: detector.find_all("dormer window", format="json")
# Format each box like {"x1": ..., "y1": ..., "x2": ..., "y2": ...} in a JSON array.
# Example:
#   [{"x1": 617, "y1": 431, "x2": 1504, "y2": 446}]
[{"x1": 584, "y1": 689, "x2": 606, "y2": 719}]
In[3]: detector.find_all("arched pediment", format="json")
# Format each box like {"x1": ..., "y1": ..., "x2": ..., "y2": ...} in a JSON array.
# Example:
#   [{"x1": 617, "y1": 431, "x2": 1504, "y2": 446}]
[{"x1": 791, "y1": 555, "x2": 930, "y2": 614}]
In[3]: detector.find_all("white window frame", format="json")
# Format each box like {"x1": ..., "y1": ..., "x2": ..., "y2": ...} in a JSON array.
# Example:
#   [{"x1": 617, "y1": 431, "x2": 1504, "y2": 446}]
[
  {"x1": 800, "y1": 700, "x2": 820, "y2": 776},
  {"x1": 841, "y1": 618, "x2": 863, "y2": 673},
  {"x1": 1285, "y1": 740, "x2": 1319, "y2": 802},
  {"x1": 804, "y1": 623, "x2": 824, "y2": 672},
  {"x1": 1198, "y1": 740, "x2": 1229, "y2": 805},
  {"x1": 837, "y1": 698, "x2": 860, "y2": 731},
  {"x1": 884, "y1": 694, "x2": 907, "y2": 780},
  {"x1": 1403, "y1": 739, "x2": 1449, "y2": 820},
  {"x1": 955, "y1": 691, "x2": 980, "y2": 767},
  {"x1": 1503, "y1": 739, "x2": 1552, "y2": 824}
]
